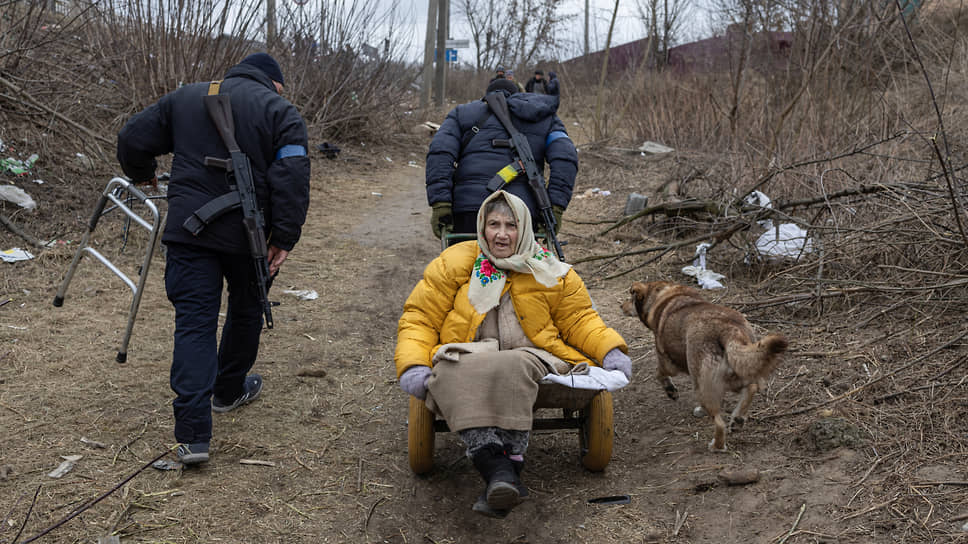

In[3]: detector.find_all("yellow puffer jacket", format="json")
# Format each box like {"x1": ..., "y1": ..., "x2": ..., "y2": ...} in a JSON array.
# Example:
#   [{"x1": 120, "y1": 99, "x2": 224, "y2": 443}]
[{"x1": 395, "y1": 241, "x2": 627, "y2": 377}]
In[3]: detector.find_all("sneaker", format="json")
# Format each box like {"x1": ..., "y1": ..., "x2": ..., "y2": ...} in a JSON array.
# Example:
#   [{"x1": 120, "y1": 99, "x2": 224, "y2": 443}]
[
  {"x1": 212, "y1": 374, "x2": 263, "y2": 413},
  {"x1": 176, "y1": 442, "x2": 210, "y2": 465}
]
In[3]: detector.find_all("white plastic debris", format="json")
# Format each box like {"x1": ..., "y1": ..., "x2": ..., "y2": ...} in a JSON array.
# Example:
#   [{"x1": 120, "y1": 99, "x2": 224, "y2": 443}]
[
  {"x1": 282, "y1": 289, "x2": 318, "y2": 301},
  {"x1": 0, "y1": 185, "x2": 36, "y2": 209},
  {"x1": 638, "y1": 141, "x2": 674, "y2": 154},
  {"x1": 1, "y1": 248, "x2": 34, "y2": 262},
  {"x1": 755, "y1": 223, "x2": 814, "y2": 261},
  {"x1": 681, "y1": 243, "x2": 725, "y2": 289},
  {"x1": 744, "y1": 191, "x2": 814, "y2": 261},
  {"x1": 573, "y1": 187, "x2": 611, "y2": 199},
  {"x1": 48, "y1": 455, "x2": 82, "y2": 478}
]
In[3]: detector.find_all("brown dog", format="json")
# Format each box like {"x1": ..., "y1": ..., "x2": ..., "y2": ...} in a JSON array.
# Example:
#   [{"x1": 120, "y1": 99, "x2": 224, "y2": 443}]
[{"x1": 621, "y1": 281, "x2": 788, "y2": 451}]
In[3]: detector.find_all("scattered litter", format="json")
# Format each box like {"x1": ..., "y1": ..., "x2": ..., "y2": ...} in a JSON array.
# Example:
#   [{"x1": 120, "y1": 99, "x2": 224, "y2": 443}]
[
  {"x1": 412, "y1": 122, "x2": 439, "y2": 135},
  {"x1": 5, "y1": 325, "x2": 27, "y2": 330},
  {"x1": 296, "y1": 368, "x2": 327, "y2": 378},
  {"x1": 316, "y1": 142, "x2": 340, "y2": 159},
  {"x1": 75, "y1": 152, "x2": 95, "y2": 171},
  {"x1": 573, "y1": 187, "x2": 611, "y2": 199},
  {"x1": 681, "y1": 243, "x2": 725, "y2": 289},
  {"x1": 588, "y1": 495, "x2": 631, "y2": 505},
  {"x1": 240, "y1": 459, "x2": 276, "y2": 467},
  {"x1": 384, "y1": 156, "x2": 393, "y2": 162},
  {"x1": 1, "y1": 248, "x2": 34, "y2": 263},
  {"x1": 638, "y1": 141, "x2": 674, "y2": 154},
  {"x1": 718, "y1": 468, "x2": 760, "y2": 486},
  {"x1": 0, "y1": 154, "x2": 38, "y2": 176},
  {"x1": 745, "y1": 191, "x2": 814, "y2": 262},
  {"x1": 32, "y1": 179, "x2": 44, "y2": 184},
  {"x1": 371, "y1": 192, "x2": 383, "y2": 197},
  {"x1": 303, "y1": 333, "x2": 316, "y2": 341},
  {"x1": 282, "y1": 289, "x2": 318, "y2": 301},
  {"x1": 48, "y1": 454, "x2": 82, "y2": 478},
  {"x1": 151, "y1": 459, "x2": 183, "y2": 471},
  {"x1": 962, "y1": 520, "x2": 968, "y2": 532},
  {"x1": 624, "y1": 192, "x2": 648, "y2": 216},
  {"x1": 407, "y1": 160, "x2": 420, "y2": 168},
  {"x1": 0, "y1": 465, "x2": 12, "y2": 480},
  {"x1": 0, "y1": 185, "x2": 37, "y2": 209},
  {"x1": 80, "y1": 436, "x2": 107, "y2": 449}
]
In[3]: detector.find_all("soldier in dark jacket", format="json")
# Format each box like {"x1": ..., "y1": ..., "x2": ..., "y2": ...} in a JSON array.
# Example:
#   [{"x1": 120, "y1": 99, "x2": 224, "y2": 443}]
[
  {"x1": 426, "y1": 79, "x2": 577, "y2": 236},
  {"x1": 117, "y1": 53, "x2": 310, "y2": 465},
  {"x1": 525, "y1": 70, "x2": 547, "y2": 94},
  {"x1": 546, "y1": 71, "x2": 560, "y2": 96}
]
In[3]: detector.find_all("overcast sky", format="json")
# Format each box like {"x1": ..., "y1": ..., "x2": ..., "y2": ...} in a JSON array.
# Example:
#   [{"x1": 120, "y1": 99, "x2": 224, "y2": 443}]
[{"x1": 362, "y1": 0, "x2": 715, "y2": 64}]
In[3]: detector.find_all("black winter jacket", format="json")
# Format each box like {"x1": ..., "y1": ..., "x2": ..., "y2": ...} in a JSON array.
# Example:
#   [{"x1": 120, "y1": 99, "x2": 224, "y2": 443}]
[
  {"x1": 117, "y1": 63, "x2": 310, "y2": 253},
  {"x1": 425, "y1": 91, "x2": 577, "y2": 216}
]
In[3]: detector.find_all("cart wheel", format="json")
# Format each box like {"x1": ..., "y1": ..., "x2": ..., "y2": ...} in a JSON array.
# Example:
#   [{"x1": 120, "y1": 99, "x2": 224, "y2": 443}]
[
  {"x1": 408, "y1": 396, "x2": 436, "y2": 474},
  {"x1": 580, "y1": 391, "x2": 613, "y2": 471}
]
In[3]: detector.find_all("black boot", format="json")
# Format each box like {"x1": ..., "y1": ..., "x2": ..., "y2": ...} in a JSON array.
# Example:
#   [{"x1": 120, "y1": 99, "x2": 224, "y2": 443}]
[{"x1": 471, "y1": 444, "x2": 521, "y2": 513}]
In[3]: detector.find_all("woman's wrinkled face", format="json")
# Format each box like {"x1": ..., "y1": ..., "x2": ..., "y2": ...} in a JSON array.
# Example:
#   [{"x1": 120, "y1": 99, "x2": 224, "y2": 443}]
[{"x1": 484, "y1": 210, "x2": 518, "y2": 259}]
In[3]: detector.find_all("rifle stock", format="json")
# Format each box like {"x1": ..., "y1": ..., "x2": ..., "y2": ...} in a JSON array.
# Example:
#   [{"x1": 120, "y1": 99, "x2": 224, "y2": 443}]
[
  {"x1": 483, "y1": 93, "x2": 565, "y2": 261},
  {"x1": 203, "y1": 94, "x2": 275, "y2": 329}
]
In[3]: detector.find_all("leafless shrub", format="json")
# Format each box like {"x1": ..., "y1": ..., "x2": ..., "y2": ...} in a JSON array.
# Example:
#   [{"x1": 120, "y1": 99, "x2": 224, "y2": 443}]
[{"x1": 577, "y1": 1, "x2": 968, "y2": 332}]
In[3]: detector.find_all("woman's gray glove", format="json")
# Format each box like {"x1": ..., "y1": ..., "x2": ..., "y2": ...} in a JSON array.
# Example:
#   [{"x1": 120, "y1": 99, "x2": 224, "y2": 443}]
[
  {"x1": 602, "y1": 348, "x2": 632, "y2": 380},
  {"x1": 399, "y1": 366, "x2": 432, "y2": 399}
]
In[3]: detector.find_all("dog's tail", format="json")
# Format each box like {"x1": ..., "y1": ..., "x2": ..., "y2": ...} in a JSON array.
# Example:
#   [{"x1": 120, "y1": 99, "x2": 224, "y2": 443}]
[{"x1": 726, "y1": 333, "x2": 789, "y2": 381}]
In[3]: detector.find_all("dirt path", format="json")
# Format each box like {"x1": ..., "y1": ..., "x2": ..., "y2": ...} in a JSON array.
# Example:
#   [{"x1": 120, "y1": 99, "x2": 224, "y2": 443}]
[{"x1": 1, "y1": 144, "x2": 965, "y2": 543}]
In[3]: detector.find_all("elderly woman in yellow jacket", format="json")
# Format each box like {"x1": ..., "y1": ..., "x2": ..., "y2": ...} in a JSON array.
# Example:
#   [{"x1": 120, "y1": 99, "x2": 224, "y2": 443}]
[{"x1": 395, "y1": 190, "x2": 631, "y2": 518}]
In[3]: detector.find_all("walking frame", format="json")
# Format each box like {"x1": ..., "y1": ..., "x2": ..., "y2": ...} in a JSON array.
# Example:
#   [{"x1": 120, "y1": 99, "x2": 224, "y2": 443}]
[{"x1": 52, "y1": 177, "x2": 164, "y2": 363}]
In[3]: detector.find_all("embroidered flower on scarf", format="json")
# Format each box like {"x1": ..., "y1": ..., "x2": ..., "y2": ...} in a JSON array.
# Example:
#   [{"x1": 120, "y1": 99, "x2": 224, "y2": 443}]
[
  {"x1": 474, "y1": 255, "x2": 504, "y2": 286},
  {"x1": 533, "y1": 247, "x2": 553, "y2": 261}
]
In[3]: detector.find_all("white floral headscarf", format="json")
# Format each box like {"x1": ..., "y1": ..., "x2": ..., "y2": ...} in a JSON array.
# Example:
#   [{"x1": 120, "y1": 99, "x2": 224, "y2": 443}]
[{"x1": 467, "y1": 191, "x2": 571, "y2": 314}]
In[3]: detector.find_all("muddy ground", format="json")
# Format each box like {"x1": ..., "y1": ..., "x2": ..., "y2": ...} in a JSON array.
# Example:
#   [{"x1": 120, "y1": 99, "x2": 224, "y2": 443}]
[{"x1": 1, "y1": 131, "x2": 967, "y2": 543}]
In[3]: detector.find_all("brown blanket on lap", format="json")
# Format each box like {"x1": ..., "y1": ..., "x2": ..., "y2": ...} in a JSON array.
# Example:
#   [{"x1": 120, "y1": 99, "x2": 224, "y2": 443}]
[{"x1": 426, "y1": 349, "x2": 549, "y2": 431}]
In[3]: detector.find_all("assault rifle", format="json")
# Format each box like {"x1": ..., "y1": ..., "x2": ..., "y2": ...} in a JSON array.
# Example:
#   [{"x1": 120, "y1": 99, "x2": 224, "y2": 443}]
[
  {"x1": 482, "y1": 91, "x2": 565, "y2": 261},
  {"x1": 201, "y1": 92, "x2": 275, "y2": 329}
]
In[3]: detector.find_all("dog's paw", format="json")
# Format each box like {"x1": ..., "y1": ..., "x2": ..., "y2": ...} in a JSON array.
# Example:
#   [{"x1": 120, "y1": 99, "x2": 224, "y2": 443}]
[
  {"x1": 707, "y1": 439, "x2": 728, "y2": 453},
  {"x1": 729, "y1": 416, "x2": 746, "y2": 432},
  {"x1": 664, "y1": 386, "x2": 679, "y2": 400},
  {"x1": 692, "y1": 406, "x2": 707, "y2": 418}
]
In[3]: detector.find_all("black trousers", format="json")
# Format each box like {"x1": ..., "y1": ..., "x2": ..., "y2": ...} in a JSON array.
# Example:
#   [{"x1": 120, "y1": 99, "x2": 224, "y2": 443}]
[
  {"x1": 164, "y1": 242, "x2": 266, "y2": 443},
  {"x1": 452, "y1": 212, "x2": 479, "y2": 234}
]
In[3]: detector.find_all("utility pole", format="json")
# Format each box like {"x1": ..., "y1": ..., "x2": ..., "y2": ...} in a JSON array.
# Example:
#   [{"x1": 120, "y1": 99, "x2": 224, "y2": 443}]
[
  {"x1": 266, "y1": 0, "x2": 277, "y2": 49},
  {"x1": 584, "y1": 0, "x2": 589, "y2": 57},
  {"x1": 433, "y1": 0, "x2": 448, "y2": 107},
  {"x1": 421, "y1": 0, "x2": 437, "y2": 109}
]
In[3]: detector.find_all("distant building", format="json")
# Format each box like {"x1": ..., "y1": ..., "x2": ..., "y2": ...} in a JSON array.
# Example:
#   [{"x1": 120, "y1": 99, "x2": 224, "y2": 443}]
[{"x1": 563, "y1": 26, "x2": 794, "y2": 76}]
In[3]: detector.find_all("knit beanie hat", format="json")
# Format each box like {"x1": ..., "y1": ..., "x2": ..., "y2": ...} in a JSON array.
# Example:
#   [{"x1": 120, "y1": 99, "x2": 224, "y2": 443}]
[
  {"x1": 240, "y1": 52, "x2": 285, "y2": 85},
  {"x1": 485, "y1": 78, "x2": 518, "y2": 95}
]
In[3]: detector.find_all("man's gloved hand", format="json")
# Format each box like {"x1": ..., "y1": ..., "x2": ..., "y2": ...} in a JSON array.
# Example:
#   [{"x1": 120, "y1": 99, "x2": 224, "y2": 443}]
[
  {"x1": 399, "y1": 365, "x2": 433, "y2": 399},
  {"x1": 430, "y1": 202, "x2": 453, "y2": 239},
  {"x1": 552, "y1": 205, "x2": 565, "y2": 230},
  {"x1": 602, "y1": 348, "x2": 632, "y2": 380}
]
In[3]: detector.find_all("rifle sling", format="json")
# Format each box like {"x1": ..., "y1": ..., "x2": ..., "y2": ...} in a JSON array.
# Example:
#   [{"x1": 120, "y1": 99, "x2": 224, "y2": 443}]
[
  {"x1": 182, "y1": 190, "x2": 241, "y2": 235},
  {"x1": 183, "y1": 80, "x2": 251, "y2": 236}
]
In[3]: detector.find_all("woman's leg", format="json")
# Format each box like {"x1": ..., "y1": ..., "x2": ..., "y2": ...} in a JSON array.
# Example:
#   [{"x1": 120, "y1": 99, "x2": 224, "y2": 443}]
[{"x1": 460, "y1": 427, "x2": 530, "y2": 517}]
